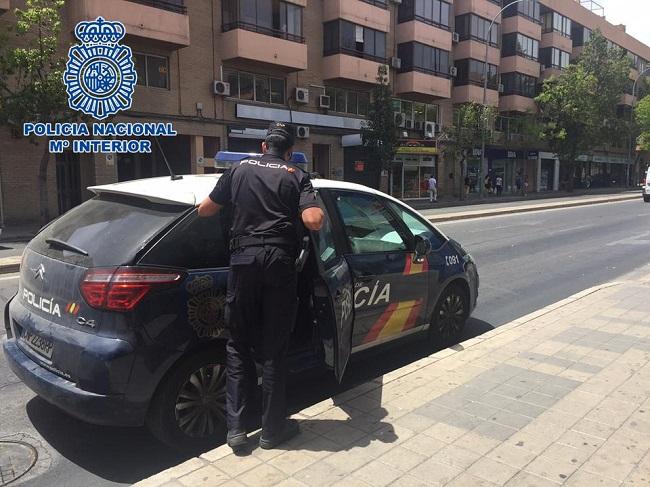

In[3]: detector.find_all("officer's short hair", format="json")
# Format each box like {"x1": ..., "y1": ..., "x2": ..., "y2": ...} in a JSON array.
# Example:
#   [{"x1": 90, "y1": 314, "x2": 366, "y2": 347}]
[{"x1": 265, "y1": 122, "x2": 295, "y2": 154}]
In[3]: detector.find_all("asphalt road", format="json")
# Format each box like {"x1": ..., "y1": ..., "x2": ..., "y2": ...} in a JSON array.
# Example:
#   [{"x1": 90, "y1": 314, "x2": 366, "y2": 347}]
[{"x1": 1, "y1": 198, "x2": 650, "y2": 486}]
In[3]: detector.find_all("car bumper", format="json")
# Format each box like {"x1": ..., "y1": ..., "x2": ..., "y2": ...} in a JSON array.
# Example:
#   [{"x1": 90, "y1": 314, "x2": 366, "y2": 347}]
[{"x1": 3, "y1": 337, "x2": 147, "y2": 427}]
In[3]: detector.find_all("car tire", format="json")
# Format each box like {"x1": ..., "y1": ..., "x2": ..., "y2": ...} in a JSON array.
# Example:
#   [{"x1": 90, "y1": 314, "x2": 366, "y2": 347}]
[
  {"x1": 644, "y1": 196, "x2": 650, "y2": 203},
  {"x1": 146, "y1": 347, "x2": 228, "y2": 451},
  {"x1": 429, "y1": 283, "x2": 469, "y2": 348}
]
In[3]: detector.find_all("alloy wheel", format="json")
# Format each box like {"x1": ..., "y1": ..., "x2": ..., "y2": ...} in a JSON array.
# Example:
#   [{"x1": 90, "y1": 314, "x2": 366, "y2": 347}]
[
  {"x1": 437, "y1": 291, "x2": 466, "y2": 340},
  {"x1": 174, "y1": 364, "x2": 227, "y2": 438}
]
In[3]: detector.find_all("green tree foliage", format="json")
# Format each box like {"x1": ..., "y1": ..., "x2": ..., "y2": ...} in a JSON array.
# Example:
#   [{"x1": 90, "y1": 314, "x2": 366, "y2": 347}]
[
  {"x1": 362, "y1": 65, "x2": 398, "y2": 189},
  {"x1": 0, "y1": 0, "x2": 70, "y2": 224},
  {"x1": 635, "y1": 95, "x2": 650, "y2": 150},
  {"x1": 535, "y1": 31, "x2": 630, "y2": 190}
]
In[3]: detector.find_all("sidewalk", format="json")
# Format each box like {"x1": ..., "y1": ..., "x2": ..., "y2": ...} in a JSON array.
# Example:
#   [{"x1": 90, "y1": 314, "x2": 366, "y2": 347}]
[{"x1": 136, "y1": 273, "x2": 650, "y2": 487}]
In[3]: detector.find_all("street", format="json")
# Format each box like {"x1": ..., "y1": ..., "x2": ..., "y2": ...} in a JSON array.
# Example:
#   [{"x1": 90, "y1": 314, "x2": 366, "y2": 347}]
[{"x1": 1, "y1": 198, "x2": 650, "y2": 486}]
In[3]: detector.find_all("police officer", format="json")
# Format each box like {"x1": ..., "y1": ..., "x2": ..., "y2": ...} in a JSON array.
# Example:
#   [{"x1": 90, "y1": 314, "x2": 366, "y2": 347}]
[{"x1": 197, "y1": 122, "x2": 324, "y2": 451}]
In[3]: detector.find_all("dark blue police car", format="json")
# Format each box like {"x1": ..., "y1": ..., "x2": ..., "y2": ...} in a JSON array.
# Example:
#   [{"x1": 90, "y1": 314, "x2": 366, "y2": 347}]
[{"x1": 3, "y1": 169, "x2": 478, "y2": 450}]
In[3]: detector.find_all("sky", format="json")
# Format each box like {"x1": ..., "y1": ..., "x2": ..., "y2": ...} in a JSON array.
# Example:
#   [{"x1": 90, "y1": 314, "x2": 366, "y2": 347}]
[{"x1": 597, "y1": 0, "x2": 650, "y2": 46}]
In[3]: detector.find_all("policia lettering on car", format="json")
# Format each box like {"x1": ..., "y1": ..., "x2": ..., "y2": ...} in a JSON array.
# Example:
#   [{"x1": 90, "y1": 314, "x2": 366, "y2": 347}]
[{"x1": 354, "y1": 281, "x2": 391, "y2": 309}]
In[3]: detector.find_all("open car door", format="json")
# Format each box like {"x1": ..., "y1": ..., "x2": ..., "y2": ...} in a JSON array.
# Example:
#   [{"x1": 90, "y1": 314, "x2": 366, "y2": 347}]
[{"x1": 311, "y1": 212, "x2": 354, "y2": 382}]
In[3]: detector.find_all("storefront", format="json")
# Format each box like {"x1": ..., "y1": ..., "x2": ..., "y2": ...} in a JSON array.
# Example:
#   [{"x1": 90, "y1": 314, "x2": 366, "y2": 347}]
[
  {"x1": 576, "y1": 154, "x2": 631, "y2": 188},
  {"x1": 390, "y1": 145, "x2": 438, "y2": 200},
  {"x1": 487, "y1": 149, "x2": 520, "y2": 194}
]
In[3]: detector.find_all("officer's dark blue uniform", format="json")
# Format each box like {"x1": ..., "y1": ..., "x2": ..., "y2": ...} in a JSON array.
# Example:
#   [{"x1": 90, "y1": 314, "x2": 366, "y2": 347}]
[{"x1": 208, "y1": 124, "x2": 318, "y2": 450}]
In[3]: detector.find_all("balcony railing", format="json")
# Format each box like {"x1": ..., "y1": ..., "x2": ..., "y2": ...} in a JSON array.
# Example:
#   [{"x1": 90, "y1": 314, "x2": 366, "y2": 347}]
[
  {"x1": 323, "y1": 48, "x2": 387, "y2": 64},
  {"x1": 222, "y1": 22, "x2": 305, "y2": 44},
  {"x1": 127, "y1": 0, "x2": 186, "y2": 14},
  {"x1": 360, "y1": 0, "x2": 388, "y2": 9}
]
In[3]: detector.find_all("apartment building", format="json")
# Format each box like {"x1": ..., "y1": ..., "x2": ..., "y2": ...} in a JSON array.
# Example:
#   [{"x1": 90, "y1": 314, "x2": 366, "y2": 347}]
[{"x1": 0, "y1": 0, "x2": 649, "y2": 224}]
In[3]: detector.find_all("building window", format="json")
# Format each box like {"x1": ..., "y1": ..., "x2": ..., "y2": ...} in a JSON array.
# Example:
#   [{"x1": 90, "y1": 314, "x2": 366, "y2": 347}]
[
  {"x1": 540, "y1": 47, "x2": 570, "y2": 70},
  {"x1": 392, "y1": 99, "x2": 439, "y2": 130},
  {"x1": 360, "y1": 0, "x2": 388, "y2": 8},
  {"x1": 542, "y1": 10, "x2": 571, "y2": 37},
  {"x1": 454, "y1": 59, "x2": 498, "y2": 89},
  {"x1": 222, "y1": 0, "x2": 304, "y2": 43},
  {"x1": 398, "y1": 0, "x2": 452, "y2": 30},
  {"x1": 224, "y1": 70, "x2": 286, "y2": 105},
  {"x1": 571, "y1": 24, "x2": 591, "y2": 47},
  {"x1": 455, "y1": 14, "x2": 499, "y2": 46},
  {"x1": 502, "y1": 33, "x2": 539, "y2": 61},
  {"x1": 134, "y1": 53, "x2": 169, "y2": 89},
  {"x1": 397, "y1": 42, "x2": 451, "y2": 78},
  {"x1": 128, "y1": 0, "x2": 186, "y2": 14},
  {"x1": 324, "y1": 87, "x2": 370, "y2": 116},
  {"x1": 323, "y1": 20, "x2": 387, "y2": 63},
  {"x1": 502, "y1": 0, "x2": 541, "y2": 24},
  {"x1": 501, "y1": 72, "x2": 538, "y2": 98}
]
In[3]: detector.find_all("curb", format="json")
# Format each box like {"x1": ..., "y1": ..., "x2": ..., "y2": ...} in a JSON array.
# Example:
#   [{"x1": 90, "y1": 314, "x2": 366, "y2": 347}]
[
  {"x1": 426, "y1": 193, "x2": 639, "y2": 223},
  {"x1": 0, "y1": 258, "x2": 22, "y2": 275},
  {"x1": 134, "y1": 280, "x2": 623, "y2": 486}
]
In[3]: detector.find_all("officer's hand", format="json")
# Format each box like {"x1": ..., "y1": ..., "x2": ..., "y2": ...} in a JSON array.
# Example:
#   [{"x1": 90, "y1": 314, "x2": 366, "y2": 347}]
[
  {"x1": 197, "y1": 196, "x2": 222, "y2": 217},
  {"x1": 301, "y1": 207, "x2": 324, "y2": 231}
]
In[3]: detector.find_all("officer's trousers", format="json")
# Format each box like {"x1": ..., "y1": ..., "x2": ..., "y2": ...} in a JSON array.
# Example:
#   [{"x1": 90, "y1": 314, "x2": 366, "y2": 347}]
[{"x1": 225, "y1": 244, "x2": 298, "y2": 436}]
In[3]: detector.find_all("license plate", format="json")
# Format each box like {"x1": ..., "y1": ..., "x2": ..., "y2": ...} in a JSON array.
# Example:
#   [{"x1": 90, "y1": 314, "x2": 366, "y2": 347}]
[{"x1": 20, "y1": 330, "x2": 54, "y2": 359}]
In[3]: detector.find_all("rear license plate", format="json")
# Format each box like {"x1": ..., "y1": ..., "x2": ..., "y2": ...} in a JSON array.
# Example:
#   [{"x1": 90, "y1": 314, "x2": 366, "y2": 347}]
[{"x1": 20, "y1": 330, "x2": 54, "y2": 359}]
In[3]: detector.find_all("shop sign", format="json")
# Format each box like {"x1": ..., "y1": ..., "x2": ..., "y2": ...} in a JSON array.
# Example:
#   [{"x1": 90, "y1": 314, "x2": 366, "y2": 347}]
[
  {"x1": 354, "y1": 161, "x2": 365, "y2": 172},
  {"x1": 527, "y1": 151, "x2": 539, "y2": 160},
  {"x1": 395, "y1": 146, "x2": 439, "y2": 155},
  {"x1": 471, "y1": 148, "x2": 482, "y2": 157}
]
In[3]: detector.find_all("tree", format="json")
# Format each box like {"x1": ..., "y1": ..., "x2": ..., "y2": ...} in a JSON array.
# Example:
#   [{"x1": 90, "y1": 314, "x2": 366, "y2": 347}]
[
  {"x1": 0, "y1": 0, "x2": 70, "y2": 224},
  {"x1": 635, "y1": 95, "x2": 650, "y2": 150},
  {"x1": 440, "y1": 102, "x2": 495, "y2": 199},
  {"x1": 536, "y1": 31, "x2": 630, "y2": 190},
  {"x1": 362, "y1": 65, "x2": 398, "y2": 190}
]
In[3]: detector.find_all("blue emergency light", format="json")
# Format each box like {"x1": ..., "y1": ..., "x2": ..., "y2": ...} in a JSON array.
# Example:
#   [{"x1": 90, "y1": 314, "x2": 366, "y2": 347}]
[{"x1": 215, "y1": 151, "x2": 308, "y2": 169}]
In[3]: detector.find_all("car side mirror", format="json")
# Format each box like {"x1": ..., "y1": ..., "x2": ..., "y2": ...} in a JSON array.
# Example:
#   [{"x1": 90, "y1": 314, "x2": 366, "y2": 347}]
[{"x1": 414, "y1": 235, "x2": 432, "y2": 261}]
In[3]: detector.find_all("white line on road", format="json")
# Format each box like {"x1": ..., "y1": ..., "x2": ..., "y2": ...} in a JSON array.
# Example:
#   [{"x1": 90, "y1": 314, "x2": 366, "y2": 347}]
[{"x1": 0, "y1": 274, "x2": 20, "y2": 281}]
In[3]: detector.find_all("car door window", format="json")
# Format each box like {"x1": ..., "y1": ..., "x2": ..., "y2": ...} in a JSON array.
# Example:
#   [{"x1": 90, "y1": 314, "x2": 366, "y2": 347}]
[
  {"x1": 140, "y1": 211, "x2": 230, "y2": 269},
  {"x1": 333, "y1": 192, "x2": 407, "y2": 254},
  {"x1": 315, "y1": 212, "x2": 339, "y2": 269},
  {"x1": 385, "y1": 200, "x2": 446, "y2": 249}
]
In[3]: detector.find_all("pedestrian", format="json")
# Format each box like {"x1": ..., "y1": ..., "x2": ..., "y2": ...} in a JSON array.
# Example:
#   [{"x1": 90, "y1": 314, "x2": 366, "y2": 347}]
[
  {"x1": 515, "y1": 174, "x2": 522, "y2": 195},
  {"x1": 428, "y1": 174, "x2": 438, "y2": 202},
  {"x1": 464, "y1": 176, "x2": 471, "y2": 195},
  {"x1": 523, "y1": 175, "x2": 529, "y2": 196},
  {"x1": 197, "y1": 122, "x2": 324, "y2": 452},
  {"x1": 484, "y1": 174, "x2": 491, "y2": 195},
  {"x1": 495, "y1": 175, "x2": 503, "y2": 196}
]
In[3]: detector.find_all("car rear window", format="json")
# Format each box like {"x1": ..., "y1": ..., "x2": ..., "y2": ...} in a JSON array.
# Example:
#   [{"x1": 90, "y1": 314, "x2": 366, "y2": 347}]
[{"x1": 30, "y1": 194, "x2": 188, "y2": 267}]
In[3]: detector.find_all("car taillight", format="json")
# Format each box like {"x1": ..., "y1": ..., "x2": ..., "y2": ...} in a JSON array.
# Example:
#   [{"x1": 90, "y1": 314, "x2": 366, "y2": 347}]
[{"x1": 80, "y1": 267, "x2": 184, "y2": 312}]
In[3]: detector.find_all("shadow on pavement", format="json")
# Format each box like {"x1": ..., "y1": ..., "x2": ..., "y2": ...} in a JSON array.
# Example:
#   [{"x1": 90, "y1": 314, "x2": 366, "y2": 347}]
[{"x1": 24, "y1": 319, "x2": 494, "y2": 484}]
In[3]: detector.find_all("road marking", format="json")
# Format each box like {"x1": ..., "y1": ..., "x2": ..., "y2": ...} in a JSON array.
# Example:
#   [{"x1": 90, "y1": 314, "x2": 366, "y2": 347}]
[
  {"x1": 606, "y1": 231, "x2": 650, "y2": 246},
  {"x1": 0, "y1": 273, "x2": 19, "y2": 281}
]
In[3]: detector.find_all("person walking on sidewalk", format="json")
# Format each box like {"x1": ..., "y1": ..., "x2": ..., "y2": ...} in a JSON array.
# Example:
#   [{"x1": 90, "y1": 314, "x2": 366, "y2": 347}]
[
  {"x1": 428, "y1": 175, "x2": 438, "y2": 202},
  {"x1": 197, "y1": 122, "x2": 324, "y2": 452},
  {"x1": 495, "y1": 175, "x2": 504, "y2": 197}
]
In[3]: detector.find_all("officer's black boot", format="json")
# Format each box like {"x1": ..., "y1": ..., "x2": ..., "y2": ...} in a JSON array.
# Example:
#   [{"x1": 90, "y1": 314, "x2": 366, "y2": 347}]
[
  {"x1": 259, "y1": 419, "x2": 300, "y2": 450},
  {"x1": 227, "y1": 430, "x2": 248, "y2": 452}
]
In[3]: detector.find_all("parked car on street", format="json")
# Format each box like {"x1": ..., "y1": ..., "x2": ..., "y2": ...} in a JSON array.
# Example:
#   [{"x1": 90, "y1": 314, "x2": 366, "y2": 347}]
[
  {"x1": 643, "y1": 168, "x2": 650, "y2": 202},
  {"x1": 2, "y1": 170, "x2": 479, "y2": 450}
]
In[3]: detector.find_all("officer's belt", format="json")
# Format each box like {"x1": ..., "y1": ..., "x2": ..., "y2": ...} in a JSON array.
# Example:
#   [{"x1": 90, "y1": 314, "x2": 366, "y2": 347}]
[{"x1": 230, "y1": 235, "x2": 295, "y2": 251}]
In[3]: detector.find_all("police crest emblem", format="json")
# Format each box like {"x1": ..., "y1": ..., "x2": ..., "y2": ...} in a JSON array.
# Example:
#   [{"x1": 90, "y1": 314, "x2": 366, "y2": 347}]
[{"x1": 64, "y1": 17, "x2": 137, "y2": 120}]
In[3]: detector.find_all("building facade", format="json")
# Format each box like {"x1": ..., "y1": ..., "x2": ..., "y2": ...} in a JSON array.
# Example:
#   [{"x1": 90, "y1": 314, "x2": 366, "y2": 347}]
[{"x1": 0, "y1": 0, "x2": 649, "y2": 225}]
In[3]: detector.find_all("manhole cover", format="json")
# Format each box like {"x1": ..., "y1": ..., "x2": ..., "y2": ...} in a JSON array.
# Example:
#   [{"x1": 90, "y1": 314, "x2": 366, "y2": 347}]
[{"x1": 0, "y1": 441, "x2": 37, "y2": 486}]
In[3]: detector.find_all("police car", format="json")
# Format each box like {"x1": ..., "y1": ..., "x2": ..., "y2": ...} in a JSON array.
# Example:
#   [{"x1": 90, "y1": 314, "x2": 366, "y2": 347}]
[
  {"x1": 3, "y1": 153, "x2": 479, "y2": 450},
  {"x1": 643, "y1": 167, "x2": 650, "y2": 202}
]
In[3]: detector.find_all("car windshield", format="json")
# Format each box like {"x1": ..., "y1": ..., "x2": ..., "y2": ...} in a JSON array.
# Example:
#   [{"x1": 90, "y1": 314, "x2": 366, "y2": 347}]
[{"x1": 30, "y1": 194, "x2": 188, "y2": 267}]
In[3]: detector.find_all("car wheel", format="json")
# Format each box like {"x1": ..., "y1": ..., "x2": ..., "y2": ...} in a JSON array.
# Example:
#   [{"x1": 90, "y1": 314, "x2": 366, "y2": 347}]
[
  {"x1": 429, "y1": 283, "x2": 469, "y2": 348},
  {"x1": 644, "y1": 196, "x2": 650, "y2": 203},
  {"x1": 147, "y1": 347, "x2": 228, "y2": 451}
]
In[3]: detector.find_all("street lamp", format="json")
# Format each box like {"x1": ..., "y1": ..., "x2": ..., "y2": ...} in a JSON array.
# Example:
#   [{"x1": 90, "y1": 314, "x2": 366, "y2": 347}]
[
  {"x1": 628, "y1": 66, "x2": 650, "y2": 186},
  {"x1": 479, "y1": 0, "x2": 528, "y2": 197}
]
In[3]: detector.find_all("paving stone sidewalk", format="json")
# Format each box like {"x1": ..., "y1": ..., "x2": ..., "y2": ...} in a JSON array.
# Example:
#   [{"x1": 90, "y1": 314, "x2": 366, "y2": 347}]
[{"x1": 136, "y1": 275, "x2": 650, "y2": 487}]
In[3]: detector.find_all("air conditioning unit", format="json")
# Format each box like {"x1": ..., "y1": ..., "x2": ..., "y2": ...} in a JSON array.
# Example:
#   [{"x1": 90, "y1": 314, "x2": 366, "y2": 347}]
[
  {"x1": 405, "y1": 119, "x2": 413, "y2": 130},
  {"x1": 390, "y1": 56, "x2": 402, "y2": 70},
  {"x1": 296, "y1": 125, "x2": 310, "y2": 138},
  {"x1": 452, "y1": 32, "x2": 460, "y2": 43},
  {"x1": 424, "y1": 122, "x2": 438, "y2": 138},
  {"x1": 319, "y1": 94, "x2": 331, "y2": 109},
  {"x1": 394, "y1": 112, "x2": 406, "y2": 128},
  {"x1": 414, "y1": 121, "x2": 424, "y2": 131},
  {"x1": 498, "y1": 83, "x2": 505, "y2": 93},
  {"x1": 449, "y1": 66, "x2": 458, "y2": 77},
  {"x1": 295, "y1": 87, "x2": 309, "y2": 104},
  {"x1": 213, "y1": 80, "x2": 230, "y2": 96}
]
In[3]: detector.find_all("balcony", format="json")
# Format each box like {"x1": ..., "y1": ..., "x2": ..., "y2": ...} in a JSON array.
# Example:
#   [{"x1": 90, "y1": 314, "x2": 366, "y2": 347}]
[
  {"x1": 499, "y1": 95, "x2": 537, "y2": 113},
  {"x1": 540, "y1": 67, "x2": 563, "y2": 80},
  {"x1": 501, "y1": 56, "x2": 540, "y2": 78},
  {"x1": 454, "y1": 0, "x2": 501, "y2": 20},
  {"x1": 67, "y1": 0, "x2": 190, "y2": 48},
  {"x1": 452, "y1": 84, "x2": 498, "y2": 106},
  {"x1": 454, "y1": 40, "x2": 500, "y2": 65},
  {"x1": 221, "y1": 28, "x2": 308, "y2": 72},
  {"x1": 0, "y1": 0, "x2": 9, "y2": 13},
  {"x1": 323, "y1": 0, "x2": 390, "y2": 32},
  {"x1": 541, "y1": 31, "x2": 573, "y2": 52},
  {"x1": 395, "y1": 71, "x2": 451, "y2": 99},
  {"x1": 396, "y1": 20, "x2": 452, "y2": 51},
  {"x1": 502, "y1": 15, "x2": 541, "y2": 40},
  {"x1": 322, "y1": 54, "x2": 385, "y2": 84}
]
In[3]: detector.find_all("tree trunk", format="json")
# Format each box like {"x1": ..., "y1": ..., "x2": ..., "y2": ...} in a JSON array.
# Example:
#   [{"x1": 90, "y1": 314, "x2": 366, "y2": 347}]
[{"x1": 38, "y1": 140, "x2": 51, "y2": 226}]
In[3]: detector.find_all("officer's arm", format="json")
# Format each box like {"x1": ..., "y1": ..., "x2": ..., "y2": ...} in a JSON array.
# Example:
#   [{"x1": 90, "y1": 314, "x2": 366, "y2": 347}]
[
  {"x1": 197, "y1": 197, "x2": 223, "y2": 217},
  {"x1": 301, "y1": 207, "x2": 324, "y2": 231}
]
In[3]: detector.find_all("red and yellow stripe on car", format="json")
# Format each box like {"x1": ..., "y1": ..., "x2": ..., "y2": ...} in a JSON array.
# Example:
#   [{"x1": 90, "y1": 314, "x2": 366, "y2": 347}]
[
  {"x1": 403, "y1": 254, "x2": 428, "y2": 275},
  {"x1": 66, "y1": 302, "x2": 80, "y2": 315},
  {"x1": 362, "y1": 299, "x2": 424, "y2": 344}
]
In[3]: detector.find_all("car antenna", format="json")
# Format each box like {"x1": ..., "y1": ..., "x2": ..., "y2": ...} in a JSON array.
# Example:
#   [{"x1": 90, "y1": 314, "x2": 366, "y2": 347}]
[{"x1": 154, "y1": 137, "x2": 183, "y2": 181}]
